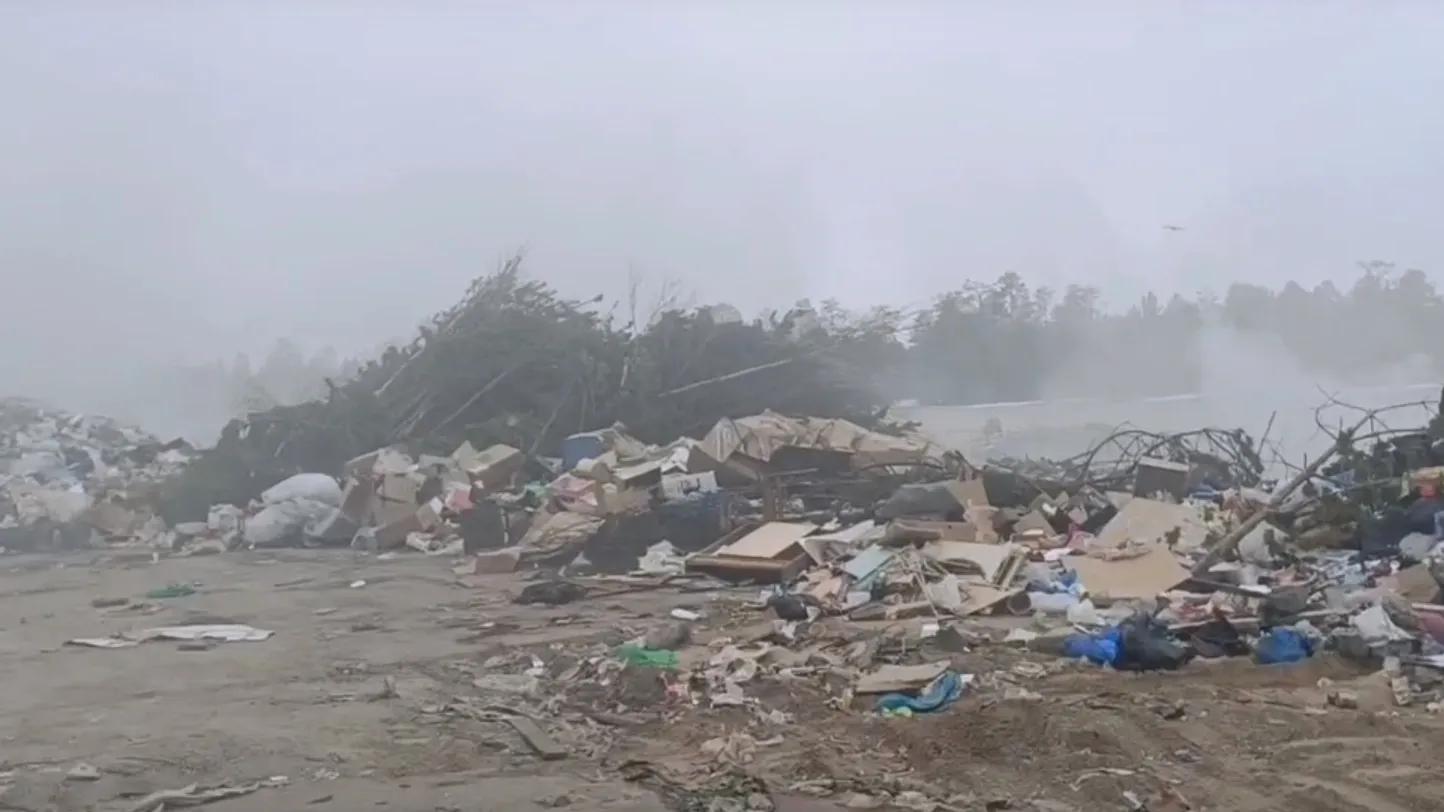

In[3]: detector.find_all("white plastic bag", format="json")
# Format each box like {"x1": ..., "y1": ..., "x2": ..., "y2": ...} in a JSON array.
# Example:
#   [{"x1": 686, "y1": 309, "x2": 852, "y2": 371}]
[
  {"x1": 260, "y1": 473, "x2": 342, "y2": 507},
  {"x1": 243, "y1": 498, "x2": 336, "y2": 546},
  {"x1": 1353, "y1": 604, "x2": 1414, "y2": 645},
  {"x1": 207, "y1": 504, "x2": 244, "y2": 535}
]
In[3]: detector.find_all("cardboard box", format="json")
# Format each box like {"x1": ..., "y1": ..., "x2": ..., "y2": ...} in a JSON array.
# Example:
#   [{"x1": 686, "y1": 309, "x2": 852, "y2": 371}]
[
  {"x1": 1133, "y1": 458, "x2": 1193, "y2": 501},
  {"x1": 599, "y1": 483, "x2": 650, "y2": 515},
  {"x1": 660, "y1": 471, "x2": 719, "y2": 501},
  {"x1": 339, "y1": 479, "x2": 375, "y2": 524},
  {"x1": 466, "y1": 444, "x2": 525, "y2": 490},
  {"x1": 374, "y1": 473, "x2": 420, "y2": 526},
  {"x1": 375, "y1": 501, "x2": 442, "y2": 550},
  {"x1": 473, "y1": 546, "x2": 522, "y2": 574}
]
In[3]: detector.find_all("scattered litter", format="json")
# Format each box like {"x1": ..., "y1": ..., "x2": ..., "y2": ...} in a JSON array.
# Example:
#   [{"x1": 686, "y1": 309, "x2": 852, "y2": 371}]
[
  {"x1": 65, "y1": 762, "x2": 101, "y2": 781},
  {"x1": 19, "y1": 266, "x2": 1444, "y2": 812},
  {"x1": 144, "y1": 583, "x2": 197, "y2": 599},
  {"x1": 616, "y1": 644, "x2": 680, "y2": 670},
  {"x1": 1064, "y1": 613, "x2": 1192, "y2": 671},
  {"x1": 877, "y1": 671, "x2": 972, "y2": 716},
  {"x1": 1255, "y1": 628, "x2": 1314, "y2": 665},
  {"x1": 67, "y1": 624, "x2": 274, "y2": 649},
  {"x1": 121, "y1": 776, "x2": 288, "y2": 812},
  {"x1": 515, "y1": 581, "x2": 587, "y2": 606},
  {"x1": 856, "y1": 662, "x2": 951, "y2": 695}
]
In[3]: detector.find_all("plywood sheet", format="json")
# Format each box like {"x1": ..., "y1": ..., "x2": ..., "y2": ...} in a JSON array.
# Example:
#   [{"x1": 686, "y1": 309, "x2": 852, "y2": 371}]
[
  {"x1": 922, "y1": 541, "x2": 1014, "y2": 582},
  {"x1": 943, "y1": 478, "x2": 990, "y2": 508},
  {"x1": 718, "y1": 521, "x2": 815, "y2": 559},
  {"x1": 854, "y1": 661, "x2": 950, "y2": 694},
  {"x1": 1096, "y1": 497, "x2": 1210, "y2": 552},
  {"x1": 955, "y1": 582, "x2": 1020, "y2": 616},
  {"x1": 1064, "y1": 543, "x2": 1189, "y2": 601}
]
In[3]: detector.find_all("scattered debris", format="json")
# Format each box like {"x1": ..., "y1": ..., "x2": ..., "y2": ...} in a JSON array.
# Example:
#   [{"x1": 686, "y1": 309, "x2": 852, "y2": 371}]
[
  {"x1": 515, "y1": 581, "x2": 587, "y2": 606},
  {"x1": 122, "y1": 777, "x2": 288, "y2": 812},
  {"x1": 64, "y1": 763, "x2": 101, "y2": 782},
  {"x1": 67, "y1": 624, "x2": 274, "y2": 649},
  {"x1": 18, "y1": 304, "x2": 1444, "y2": 812},
  {"x1": 501, "y1": 714, "x2": 568, "y2": 761}
]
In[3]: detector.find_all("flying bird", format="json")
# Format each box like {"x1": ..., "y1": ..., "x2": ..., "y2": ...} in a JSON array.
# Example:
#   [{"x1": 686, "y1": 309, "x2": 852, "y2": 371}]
[{"x1": 1162, "y1": 224, "x2": 1186, "y2": 232}]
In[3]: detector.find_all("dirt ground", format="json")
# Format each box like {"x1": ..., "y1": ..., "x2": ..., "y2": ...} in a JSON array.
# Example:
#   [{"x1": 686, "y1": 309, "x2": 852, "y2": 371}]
[{"x1": 2, "y1": 550, "x2": 1443, "y2": 812}]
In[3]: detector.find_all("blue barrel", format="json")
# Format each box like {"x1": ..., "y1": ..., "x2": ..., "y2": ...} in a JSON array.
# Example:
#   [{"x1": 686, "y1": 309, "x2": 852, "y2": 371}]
[{"x1": 562, "y1": 432, "x2": 607, "y2": 469}]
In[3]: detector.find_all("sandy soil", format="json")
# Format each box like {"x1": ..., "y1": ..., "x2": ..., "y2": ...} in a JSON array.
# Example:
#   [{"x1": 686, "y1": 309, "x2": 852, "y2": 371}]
[{"x1": 0, "y1": 550, "x2": 1441, "y2": 812}]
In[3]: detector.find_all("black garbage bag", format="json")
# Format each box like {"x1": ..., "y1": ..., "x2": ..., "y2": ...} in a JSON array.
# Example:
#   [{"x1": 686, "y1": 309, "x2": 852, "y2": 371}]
[
  {"x1": 515, "y1": 580, "x2": 587, "y2": 606},
  {"x1": 1187, "y1": 615, "x2": 1251, "y2": 659},
  {"x1": 765, "y1": 593, "x2": 813, "y2": 621},
  {"x1": 1115, "y1": 612, "x2": 1194, "y2": 672},
  {"x1": 877, "y1": 482, "x2": 967, "y2": 520}
]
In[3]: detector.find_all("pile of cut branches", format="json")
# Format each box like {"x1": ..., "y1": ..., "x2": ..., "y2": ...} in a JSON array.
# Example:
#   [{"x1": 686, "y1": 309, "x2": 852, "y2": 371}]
[{"x1": 161, "y1": 257, "x2": 901, "y2": 520}]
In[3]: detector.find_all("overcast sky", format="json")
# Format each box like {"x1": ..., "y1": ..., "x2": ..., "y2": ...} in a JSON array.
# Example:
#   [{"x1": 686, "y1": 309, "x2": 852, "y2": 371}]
[{"x1": 2, "y1": 3, "x2": 1442, "y2": 405}]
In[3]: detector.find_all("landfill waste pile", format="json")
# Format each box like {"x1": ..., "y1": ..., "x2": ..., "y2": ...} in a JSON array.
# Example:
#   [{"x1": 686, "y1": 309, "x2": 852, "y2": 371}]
[
  {"x1": 248, "y1": 384, "x2": 1444, "y2": 810},
  {"x1": 409, "y1": 386, "x2": 1444, "y2": 713},
  {"x1": 16, "y1": 264, "x2": 1444, "y2": 807},
  {"x1": 20, "y1": 379, "x2": 1444, "y2": 809},
  {"x1": 162, "y1": 374, "x2": 1444, "y2": 691},
  {"x1": 215, "y1": 410, "x2": 959, "y2": 569},
  {"x1": 0, "y1": 397, "x2": 195, "y2": 553}
]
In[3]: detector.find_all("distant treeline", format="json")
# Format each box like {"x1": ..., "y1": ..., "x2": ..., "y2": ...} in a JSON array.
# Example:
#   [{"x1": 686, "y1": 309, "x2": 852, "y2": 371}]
[
  {"x1": 899, "y1": 260, "x2": 1441, "y2": 404},
  {"x1": 176, "y1": 260, "x2": 1444, "y2": 424}
]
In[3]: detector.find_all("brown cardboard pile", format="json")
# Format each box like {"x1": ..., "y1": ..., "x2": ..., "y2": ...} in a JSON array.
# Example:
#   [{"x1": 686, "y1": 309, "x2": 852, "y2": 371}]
[
  {"x1": 340, "y1": 442, "x2": 525, "y2": 550},
  {"x1": 672, "y1": 461, "x2": 1243, "y2": 628}
]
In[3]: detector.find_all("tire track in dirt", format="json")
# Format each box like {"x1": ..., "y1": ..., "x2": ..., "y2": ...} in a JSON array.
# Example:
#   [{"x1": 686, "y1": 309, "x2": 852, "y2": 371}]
[
  {"x1": 1279, "y1": 774, "x2": 1416, "y2": 812},
  {"x1": 1269, "y1": 735, "x2": 1422, "y2": 759},
  {"x1": 1162, "y1": 710, "x2": 1282, "y2": 811},
  {"x1": 1268, "y1": 733, "x2": 1444, "y2": 812}
]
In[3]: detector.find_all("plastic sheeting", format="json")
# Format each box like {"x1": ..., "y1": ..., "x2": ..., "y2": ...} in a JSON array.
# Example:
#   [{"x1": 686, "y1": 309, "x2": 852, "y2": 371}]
[
  {"x1": 876, "y1": 670, "x2": 970, "y2": 716},
  {"x1": 698, "y1": 410, "x2": 945, "y2": 469}
]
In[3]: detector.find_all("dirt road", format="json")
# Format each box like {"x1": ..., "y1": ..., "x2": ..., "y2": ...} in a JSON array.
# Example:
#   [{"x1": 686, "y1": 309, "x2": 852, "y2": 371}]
[{"x1": 1, "y1": 551, "x2": 1442, "y2": 811}]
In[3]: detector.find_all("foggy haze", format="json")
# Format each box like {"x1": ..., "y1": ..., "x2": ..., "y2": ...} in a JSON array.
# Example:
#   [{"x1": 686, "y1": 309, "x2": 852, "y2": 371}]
[{"x1": 3, "y1": 5, "x2": 1443, "y2": 439}]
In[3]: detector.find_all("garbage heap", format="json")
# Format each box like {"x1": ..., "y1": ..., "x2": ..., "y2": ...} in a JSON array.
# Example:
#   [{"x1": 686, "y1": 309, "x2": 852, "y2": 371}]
[
  {"x1": 622, "y1": 397, "x2": 1444, "y2": 709},
  {"x1": 202, "y1": 410, "x2": 958, "y2": 570},
  {"x1": 0, "y1": 397, "x2": 194, "y2": 551}
]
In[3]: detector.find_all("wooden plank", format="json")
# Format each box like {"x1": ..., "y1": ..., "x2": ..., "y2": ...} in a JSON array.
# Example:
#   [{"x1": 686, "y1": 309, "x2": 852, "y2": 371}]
[
  {"x1": 854, "y1": 661, "x2": 949, "y2": 694},
  {"x1": 504, "y1": 716, "x2": 567, "y2": 760},
  {"x1": 686, "y1": 552, "x2": 810, "y2": 584}
]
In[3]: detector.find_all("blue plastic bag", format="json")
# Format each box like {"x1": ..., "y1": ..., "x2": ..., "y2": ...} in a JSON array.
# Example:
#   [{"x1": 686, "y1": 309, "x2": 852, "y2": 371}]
[
  {"x1": 1063, "y1": 626, "x2": 1125, "y2": 666},
  {"x1": 876, "y1": 670, "x2": 967, "y2": 715},
  {"x1": 1254, "y1": 627, "x2": 1313, "y2": 665}
]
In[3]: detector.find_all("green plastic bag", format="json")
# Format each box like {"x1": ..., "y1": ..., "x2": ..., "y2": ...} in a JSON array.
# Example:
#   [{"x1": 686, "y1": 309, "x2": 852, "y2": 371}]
[
  {"x1": 145, "y1": 583, "x2": 197, "y2": 599},
  {"x1": 615, "y1": 644, "x2": 679, "y2": 670}
]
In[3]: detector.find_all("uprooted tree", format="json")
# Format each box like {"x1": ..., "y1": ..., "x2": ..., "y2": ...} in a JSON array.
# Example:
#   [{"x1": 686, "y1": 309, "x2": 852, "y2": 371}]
[{"x1": 160, "y1": 256, "x2": 905, "y2": 520}]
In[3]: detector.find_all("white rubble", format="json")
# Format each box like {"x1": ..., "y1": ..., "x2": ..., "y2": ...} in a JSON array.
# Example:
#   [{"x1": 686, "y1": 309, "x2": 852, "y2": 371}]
[{"x1": 0, "y1": 397, "x2": 194, "y2": 542}]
